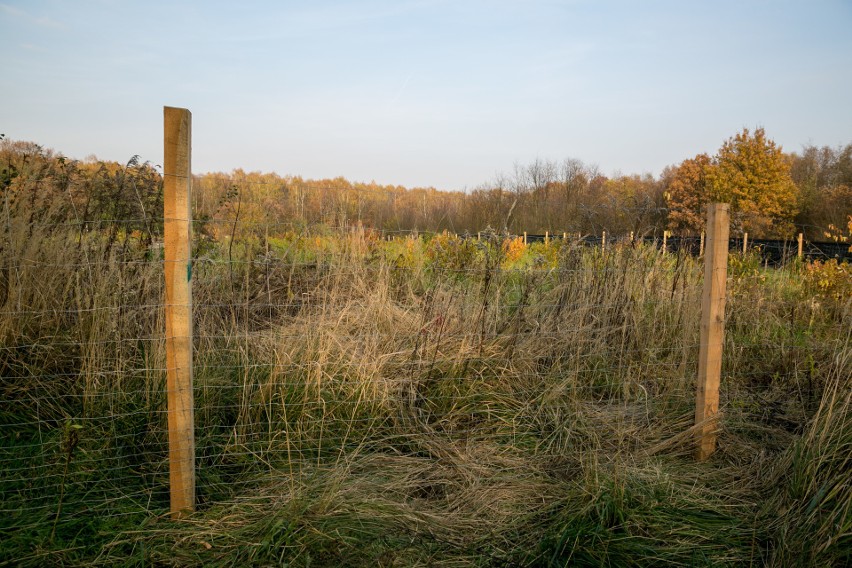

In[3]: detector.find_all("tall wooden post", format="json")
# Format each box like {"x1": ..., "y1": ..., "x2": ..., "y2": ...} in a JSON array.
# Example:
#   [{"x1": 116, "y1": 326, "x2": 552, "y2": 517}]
[
  {"x1": 602, "y1": 231, "x2": 606, "y2": 253},
  {"x1": 695, "y1": 203, "x2": 730, "y2": 461},
  {"x1": 563, "y1": 232, "x2": 567, "y2": 241},
  {"x1": 164, "y1": 106, "x2": 195, "y2": 516},
  {"x1": 700, "y1": 231, "x2": 705, "y2": 256},
  {"x1": 523, "y1": 231, "x2": 527, "y2": 245},
  {"x1": 662, "y1": 230, "x2": 668, "y2": 253},
  {"x1": 545, "y1": 231, "x2": 549, "y2": 246},
  {"x1": 797, "y1": 233, "x2": 803, "y2": 259},
  {"x1": 742, "y1": 232, "x2": 748, "y2": 254}
]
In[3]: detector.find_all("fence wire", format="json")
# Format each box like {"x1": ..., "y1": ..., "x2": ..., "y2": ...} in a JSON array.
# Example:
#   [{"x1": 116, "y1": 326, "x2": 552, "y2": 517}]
[{"x1": 1, "y1": 172, "x2": 850, "y2": 563}]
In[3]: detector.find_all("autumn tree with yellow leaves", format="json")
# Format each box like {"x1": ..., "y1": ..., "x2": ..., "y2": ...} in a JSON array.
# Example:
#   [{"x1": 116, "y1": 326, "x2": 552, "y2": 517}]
[
  {"x1": 666, "y1": 129, "x2": 799, "y2": 237},
  {"x1": 705, "y1": 128, "x2": 799, "y2": 237}
]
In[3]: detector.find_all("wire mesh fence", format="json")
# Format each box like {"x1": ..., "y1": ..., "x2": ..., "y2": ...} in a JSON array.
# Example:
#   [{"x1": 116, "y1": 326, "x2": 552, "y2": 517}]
[{"x1": 1, "y1": 159, "x2": 850, "y2": 565}]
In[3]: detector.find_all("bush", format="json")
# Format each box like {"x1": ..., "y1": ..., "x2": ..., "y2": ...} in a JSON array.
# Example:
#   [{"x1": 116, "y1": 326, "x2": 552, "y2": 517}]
[
  {"x1": 424, "y1": 232, "x2": 480, "y2": 271},
  {"x1": 802, "y1": 259, "x2": 852, "y2": 303}
]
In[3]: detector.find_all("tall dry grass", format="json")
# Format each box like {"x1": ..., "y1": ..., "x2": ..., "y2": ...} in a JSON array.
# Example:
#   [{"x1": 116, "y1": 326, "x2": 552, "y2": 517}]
[{"x1": 1, "y1": 158, "x2": 850, "y2": 565}]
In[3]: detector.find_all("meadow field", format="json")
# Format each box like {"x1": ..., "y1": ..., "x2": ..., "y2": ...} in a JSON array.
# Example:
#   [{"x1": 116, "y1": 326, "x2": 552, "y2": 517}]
[{"x1": 1, "y1": 207, "x2": 850, "y2": 566}]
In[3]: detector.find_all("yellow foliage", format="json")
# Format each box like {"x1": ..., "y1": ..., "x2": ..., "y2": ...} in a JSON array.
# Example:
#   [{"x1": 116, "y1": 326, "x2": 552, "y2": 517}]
[
  {"x1": 802, "y1": 259, "x2": 852, "y2": 302},
  {"x1": 502, "y1": 236, "x2": 527, "y2": 265},
  {"x1": 425, "y1": 232, "x2": 478, "y2": 270},
  {"x1": 823, "y1": 216, "x2": 852, "y2": 251},
  {"x1": 704, "y1": 128, "x2": 799, "y2": 237}
]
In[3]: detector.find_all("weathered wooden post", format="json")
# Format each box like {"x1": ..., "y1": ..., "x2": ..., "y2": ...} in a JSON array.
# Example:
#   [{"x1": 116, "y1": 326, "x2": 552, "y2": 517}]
[
  {"x1": 523, "y1": 231, "x2": 527, "y2": 245},
  {"x1": 602, "y1": 231, "x2": 607, "y2": 253},
  {"x1": 662, "y1": 230, "x2": 668, "y2": 253},
  {"x1": 797, "y1": 233, "x2": 803, "y2": 260},
  {"x1": 695, "y1": 203, "x2": 730, "y2": 461},
  {"x1": 545, "y1": 231, "x2": 549, "y2": 246},
  {"x1": 164, "y1": 106, "x2": 195, "y2": 516},
  {"x1": 742, "y1": 232, "x2": 748, "y2": 254},
  {"x1": 700, "y1": 231, "x2": 705, "y2": 257}
]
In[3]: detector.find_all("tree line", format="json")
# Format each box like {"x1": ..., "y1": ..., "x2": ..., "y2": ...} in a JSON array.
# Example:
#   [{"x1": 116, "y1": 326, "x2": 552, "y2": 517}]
[{"x1": 1, "y1": 129, "x2": 850, "y2": 242}]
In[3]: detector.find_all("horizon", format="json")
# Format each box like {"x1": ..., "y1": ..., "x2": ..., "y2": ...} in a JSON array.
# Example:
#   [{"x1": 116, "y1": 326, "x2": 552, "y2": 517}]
[{"x1": 2, "y1": 0, "x2": 851, "y2": 190}]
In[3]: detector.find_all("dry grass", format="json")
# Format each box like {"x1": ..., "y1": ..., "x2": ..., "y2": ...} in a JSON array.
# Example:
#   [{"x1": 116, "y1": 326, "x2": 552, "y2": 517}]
[{"x1": 1, "y1": 180, "x2": 850, "y2": 566}]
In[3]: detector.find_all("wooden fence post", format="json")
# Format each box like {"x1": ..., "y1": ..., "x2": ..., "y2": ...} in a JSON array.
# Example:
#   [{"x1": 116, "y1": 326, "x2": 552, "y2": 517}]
[
  {"x1": 602, "y1": 231, "x2": 606, "y2": 253},
  {"x1": 797, "y1": 233, "x2": 803, "y2": 259},
  {"x1": 742, "y1": 232, "x2": 748, "y2": 254},
  {"x1": 523, "y1": 231, "x2": 527, "y2": 245},
  {"x1": 662, "y1": 230, "x2": 668, "y2": 253},
  {"x1": 164, "y1": 106, "x2": 195, "y2": 516},
  {"x1": 700, "y1": 231, "x2": 705, "y2": 256},
  {"x1": 695, "y1": 203, "x2": 730, "y2": 461},
  {"x1": 545, "y1": 231, "x2": 549, "y2": 246}
]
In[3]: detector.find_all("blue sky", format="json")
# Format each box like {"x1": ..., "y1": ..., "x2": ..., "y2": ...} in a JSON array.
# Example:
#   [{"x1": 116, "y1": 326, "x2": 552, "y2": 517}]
[{"x1": 2, "y1": 0, "x2": 851, "y2": 189}]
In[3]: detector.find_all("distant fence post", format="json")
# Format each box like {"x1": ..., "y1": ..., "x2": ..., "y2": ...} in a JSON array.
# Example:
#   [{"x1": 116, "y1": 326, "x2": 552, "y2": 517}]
[
  {"x1": 797, "y1": 233, "x2": 803, "y2": 260},
  {"x1": 742, "y1": 232, "x2": 748, "y2": 254},
  {"x1": 545, "y1": 231, "x2": 550, "y2": 246},
  {"x1": 662, "y1": 230, "x2": 668, "y2": 253},
  {"x1": 602, "y1": 231, "x2": 607, "y2": 253},
  {"x1": 695, "y1": 203, "x2": 730, "y2": 461},
  {"x1": 700, "y1": 231, "x2": 705, "y2": 256},
  {"x1": 164, "y1": 106, "x2": 195, "y2": 516},
  {"x1": 523, "y1": 231, "x2": 527, "y2": 245}
]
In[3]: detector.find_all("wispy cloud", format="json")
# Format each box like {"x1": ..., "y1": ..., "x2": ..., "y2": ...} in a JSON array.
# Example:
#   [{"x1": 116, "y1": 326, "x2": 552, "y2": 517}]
[
  {"x1": 219, "y1": 0, "x2": 447, "y2": 44},
  {"x1": 33, "y1": 16, "x2": 65, "y2": 29},
  {"x1": 389, "y1": 71, "x2": 414, "y2": 106},
  {"x1": 19, "y1": 43, "x2": 49, "y2": 53},
  {"x1": 0, "y1": 3, "x2": 66, "y2": 29},
  {"x1": 0, "y1": 3, "x2": 24, "y2": 16}
]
